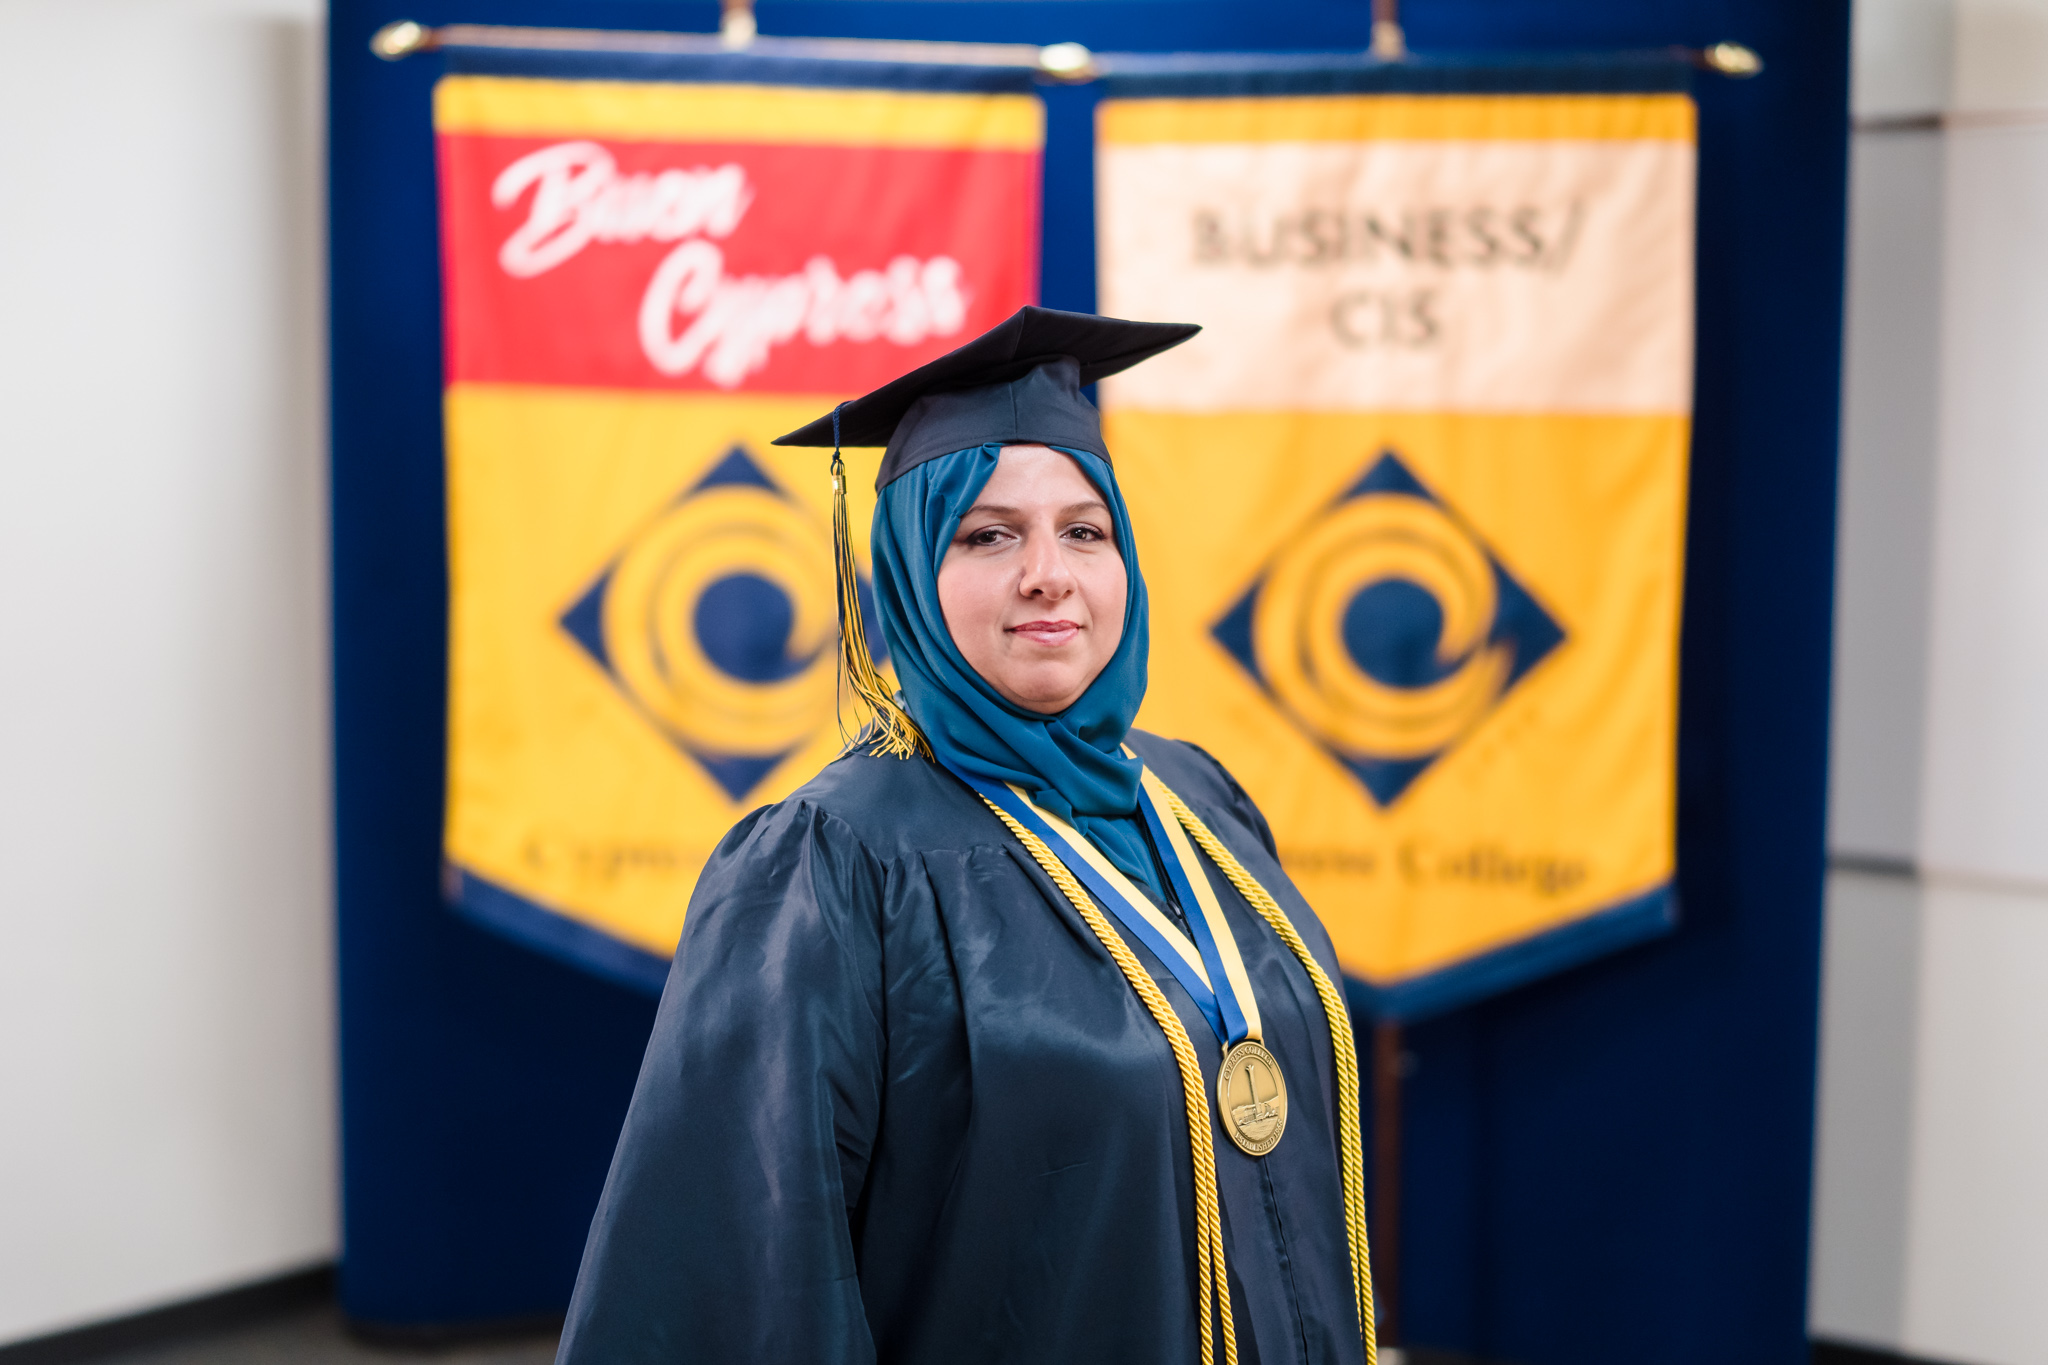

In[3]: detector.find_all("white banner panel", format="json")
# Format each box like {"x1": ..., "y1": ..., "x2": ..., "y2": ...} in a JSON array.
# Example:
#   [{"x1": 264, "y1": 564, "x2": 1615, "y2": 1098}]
[{"x1": 1100, "y1": 135, "x2": 1694, "y2": 413}]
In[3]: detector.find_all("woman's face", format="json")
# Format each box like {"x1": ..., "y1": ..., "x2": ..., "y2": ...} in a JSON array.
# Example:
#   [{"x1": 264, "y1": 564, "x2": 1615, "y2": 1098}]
[{"x1": 937, "y1": 444, "x2": 1128, "y2": 715}]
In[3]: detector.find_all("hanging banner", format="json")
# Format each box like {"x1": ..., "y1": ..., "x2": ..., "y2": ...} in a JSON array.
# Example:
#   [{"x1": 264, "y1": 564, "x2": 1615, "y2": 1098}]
[
  {"x1": 1098, "y1": 64, "x2": 1695, "y2": 1019},
  {"x1": 436, "y1": 54, "x2": 1042, "y2": 990}
]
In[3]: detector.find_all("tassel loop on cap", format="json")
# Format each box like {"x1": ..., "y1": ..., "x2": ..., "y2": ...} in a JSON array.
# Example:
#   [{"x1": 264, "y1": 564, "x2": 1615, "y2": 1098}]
[{"x1": 830, "y1": 403, "x2": 931, "y2": 761}]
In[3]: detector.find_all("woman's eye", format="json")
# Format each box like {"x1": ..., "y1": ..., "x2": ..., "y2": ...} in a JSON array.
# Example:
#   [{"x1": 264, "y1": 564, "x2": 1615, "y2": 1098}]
[
  {"x1": 967, "y1": 527, "x2": 1007, "y2": 546},
  {"x1": 1066, "y1": 524, "x2": 1107, "y2": 543}
]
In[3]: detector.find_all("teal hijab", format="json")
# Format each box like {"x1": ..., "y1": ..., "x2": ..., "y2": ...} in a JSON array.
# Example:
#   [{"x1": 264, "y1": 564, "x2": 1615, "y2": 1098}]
[{"x1": 871, "y1": 443, "x2": 1159, "y2": 896}]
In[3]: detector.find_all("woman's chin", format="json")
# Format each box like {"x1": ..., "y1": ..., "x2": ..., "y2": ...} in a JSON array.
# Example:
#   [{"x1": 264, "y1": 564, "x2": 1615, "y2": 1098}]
[{"x1": 996, "y1": 669, "x2": 1091, "y2": 714}]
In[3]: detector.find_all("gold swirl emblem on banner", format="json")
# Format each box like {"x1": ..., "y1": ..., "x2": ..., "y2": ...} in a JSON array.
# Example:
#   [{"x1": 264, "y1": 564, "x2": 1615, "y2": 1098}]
[
  {"x1": 1214, "y1": 450, "x2": 1564, "y2": 807},
  {"x1": 561, "y1": 446, "x2": 859, "y2": 801}
]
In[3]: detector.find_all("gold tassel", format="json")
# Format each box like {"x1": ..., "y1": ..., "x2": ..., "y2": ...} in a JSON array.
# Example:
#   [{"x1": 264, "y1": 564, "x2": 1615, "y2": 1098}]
[{"x1": 830, "y1": 416, "x2": 930, "y2": 761}]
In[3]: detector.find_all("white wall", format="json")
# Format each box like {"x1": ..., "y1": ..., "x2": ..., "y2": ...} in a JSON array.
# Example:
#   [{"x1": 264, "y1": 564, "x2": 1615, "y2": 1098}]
[
  {"x1": 1902, "y1": 882, "x2": 2048, "y2": 1364},
  {"x1": 1953, "y1": 0, "x2": 2048, "y2": 113},
  {"x1": 1827, "y1": 121, "x2": 1943, "y2": 863},
  {"x1": 0, "y1": 0, "x2": 335, "y2": 1345},
  {"x1": 1813, "y1": 3, "x2": 2048, "y2": 1362},
  {"x1": 1921, "y1": 119, "x2": 2048, "y2": 887},
  {"x1": 1810, "y1": 870, "x2": 1923, "y2": 1345}
]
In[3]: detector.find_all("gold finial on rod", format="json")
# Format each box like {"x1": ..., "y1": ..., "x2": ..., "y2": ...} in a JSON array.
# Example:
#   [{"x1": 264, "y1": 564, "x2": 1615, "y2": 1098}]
[
  {"x1": 369, "y1": 19, "x2": 434, "y2": 59},
  {"x1": 1370, "y1": 0, "x2": 1406, "y2": 59},
  {"x1": 720, "y1": 0, "x2": 757, "y2": 50},
  {"x1": 1699, "y1": 41, "x2": 1763, "y2": 77},
  {"x1": 1037, "y1": 42, "x2": 1097, "y2": 81}
]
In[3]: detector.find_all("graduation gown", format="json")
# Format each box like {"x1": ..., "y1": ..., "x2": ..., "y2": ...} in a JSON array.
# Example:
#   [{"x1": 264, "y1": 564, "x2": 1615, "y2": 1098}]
[{"x1": 557, "y1": 730, "x2": 1368, "y2": 1365}]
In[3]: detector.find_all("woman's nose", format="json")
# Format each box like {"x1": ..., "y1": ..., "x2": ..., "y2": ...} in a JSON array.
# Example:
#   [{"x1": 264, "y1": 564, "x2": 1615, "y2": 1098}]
[{"x1": 1017, "y1": 527, "x2": 1075, "y2": 599}]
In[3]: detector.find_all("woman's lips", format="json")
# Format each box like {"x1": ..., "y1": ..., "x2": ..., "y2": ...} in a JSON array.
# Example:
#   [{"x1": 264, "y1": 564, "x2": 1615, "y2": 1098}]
[{"x1": 1009, "y1": 619, "x2": 1081, "y2": 647}]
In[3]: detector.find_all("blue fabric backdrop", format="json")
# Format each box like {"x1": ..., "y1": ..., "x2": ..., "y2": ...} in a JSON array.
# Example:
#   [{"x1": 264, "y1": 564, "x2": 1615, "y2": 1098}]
[{"x1": 328, "y1": 2, "x2": 1846, "y2": 1360}]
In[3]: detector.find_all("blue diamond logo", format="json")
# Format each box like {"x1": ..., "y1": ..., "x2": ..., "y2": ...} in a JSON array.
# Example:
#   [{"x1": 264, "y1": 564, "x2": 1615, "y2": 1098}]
[
  {"x1": 561, "y1": 445, "x2": 882, "y2": 803},
  {"x1": 1214, "y1": 450, "x2": 1565, "y2": 807}
]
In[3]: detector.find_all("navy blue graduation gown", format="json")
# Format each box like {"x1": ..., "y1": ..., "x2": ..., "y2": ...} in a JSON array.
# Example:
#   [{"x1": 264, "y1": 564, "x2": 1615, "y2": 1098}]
[{"x1": 557, "y1": 731, "x2": 1369, "y2": 1365}]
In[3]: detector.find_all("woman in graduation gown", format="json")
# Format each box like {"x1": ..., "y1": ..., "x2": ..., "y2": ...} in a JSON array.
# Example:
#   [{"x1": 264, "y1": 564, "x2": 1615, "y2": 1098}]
[{"x1": 557, "y1": 307, "x2": 1377, "y2": 1365}]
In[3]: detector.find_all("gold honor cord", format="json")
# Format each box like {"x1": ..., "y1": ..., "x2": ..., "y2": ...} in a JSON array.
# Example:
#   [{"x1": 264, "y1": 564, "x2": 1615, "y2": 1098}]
[
  {"x1": 1155, "y1": 785, "x2": 1378, "y2": 1363},
  {"x1": 980, "y1": 775, "x2": 1378, "y2": 1365},
  {"x1": 1002, "y1": 780, "x2": 1286, "y2": 1159},
  {"x1": 975, "y1": 795, "x2": 1239, "y2": 1365}
]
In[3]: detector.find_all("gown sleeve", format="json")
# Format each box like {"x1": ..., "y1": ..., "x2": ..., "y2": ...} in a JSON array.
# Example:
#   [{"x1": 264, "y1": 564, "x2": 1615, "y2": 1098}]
[
  {"x1": 1178, "y1": 739, "x2": 1283, "y2": 860},
  {"x1": 556, "y1": 798, "x2": 889, "y2": 1365}
]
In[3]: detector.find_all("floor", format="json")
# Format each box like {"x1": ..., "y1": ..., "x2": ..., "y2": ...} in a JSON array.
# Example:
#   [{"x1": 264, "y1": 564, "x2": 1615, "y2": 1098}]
[
  {"x1": 86, "y1": 1312, "x2": 1490, "y2": 1365},
  {"x1": 87, "y1": 1306, "x2": 558, "y2": 1365}
]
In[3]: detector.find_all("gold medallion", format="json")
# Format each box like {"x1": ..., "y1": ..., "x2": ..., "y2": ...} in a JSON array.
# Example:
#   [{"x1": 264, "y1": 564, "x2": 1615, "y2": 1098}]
[{"x1": 1217, "y1": 1040, "x2": 1288, "y2": 1156}]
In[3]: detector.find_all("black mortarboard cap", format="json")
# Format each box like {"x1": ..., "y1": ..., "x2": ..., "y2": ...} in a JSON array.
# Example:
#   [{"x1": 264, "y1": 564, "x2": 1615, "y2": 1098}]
[{"x1": 772, "y1": 306, "x2": 1200, "y2": 489}]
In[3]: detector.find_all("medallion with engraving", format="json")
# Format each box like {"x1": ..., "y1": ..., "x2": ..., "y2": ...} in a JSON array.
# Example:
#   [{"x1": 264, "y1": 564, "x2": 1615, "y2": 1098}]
[{"x1": 1217, "y1": 1039, "x2": 1288, "y2": 1156}]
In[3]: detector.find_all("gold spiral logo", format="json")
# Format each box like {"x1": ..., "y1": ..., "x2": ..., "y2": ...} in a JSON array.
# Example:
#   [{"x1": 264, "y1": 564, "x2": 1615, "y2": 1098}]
[
  {"x1": 1214, "y1": 451, "x2": 1564, "y2": 807},
  {"x1": 561, "y1": 447, "x2": 854, "y2": 801}
]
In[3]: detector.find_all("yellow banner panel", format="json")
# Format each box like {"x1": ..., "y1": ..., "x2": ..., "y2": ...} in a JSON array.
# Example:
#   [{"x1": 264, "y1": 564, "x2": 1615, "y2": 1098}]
[
  {"x1": 1116, "y1": 410, "x2": 1685, "y2": 988},
  {"x1": 444, "y1": 383, "x2": 884, "y2": 958}
]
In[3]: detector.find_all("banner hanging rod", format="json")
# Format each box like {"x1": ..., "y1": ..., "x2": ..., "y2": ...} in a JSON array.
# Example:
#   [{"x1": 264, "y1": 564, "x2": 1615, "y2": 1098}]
[
  {"x1": 371, "y1": 19, "x2": 1105, "y2": 80},
  {"x1": 368, "y1": 17, "x2": 1762, "y2": 82}
]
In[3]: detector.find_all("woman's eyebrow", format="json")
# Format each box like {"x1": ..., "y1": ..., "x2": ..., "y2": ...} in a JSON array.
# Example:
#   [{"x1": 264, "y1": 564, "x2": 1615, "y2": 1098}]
[{"x1": 958, "y1": 499, "x2": 1109, "y2": 521}]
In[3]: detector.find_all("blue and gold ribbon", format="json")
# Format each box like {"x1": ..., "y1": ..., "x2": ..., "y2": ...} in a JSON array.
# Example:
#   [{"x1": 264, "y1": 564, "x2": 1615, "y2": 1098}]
[{"x1": 947, "y1": 760, "x2": 1262, "y2": 1052}]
